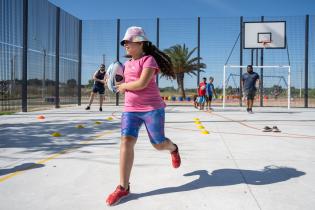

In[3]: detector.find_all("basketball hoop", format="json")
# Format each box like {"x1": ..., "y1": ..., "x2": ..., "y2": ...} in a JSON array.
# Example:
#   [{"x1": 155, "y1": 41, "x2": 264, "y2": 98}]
[{"x1": 257, "y1": 32, "x2": 272, "y2": 48}]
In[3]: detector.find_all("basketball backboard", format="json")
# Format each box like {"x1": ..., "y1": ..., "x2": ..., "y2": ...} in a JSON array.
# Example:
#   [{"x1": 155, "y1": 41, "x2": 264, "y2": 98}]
[{"x1": 243, "y1": 21, "x2": 286, "y2": 49}]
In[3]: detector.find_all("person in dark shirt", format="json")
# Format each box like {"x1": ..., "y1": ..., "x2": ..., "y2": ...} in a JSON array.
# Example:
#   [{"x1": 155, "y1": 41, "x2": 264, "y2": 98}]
[
  {"x1": 241, "y1": 65, "x2": 260, "y2": 113},
  {"x1": 206, "y1": 76, "x2": 217, "y2": 110},
  {"x1": 85, "y1": 64, "x2": 106, "y2": 111}
]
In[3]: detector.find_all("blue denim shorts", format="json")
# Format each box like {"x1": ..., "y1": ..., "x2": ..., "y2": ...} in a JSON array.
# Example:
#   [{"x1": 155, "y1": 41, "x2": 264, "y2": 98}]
[{"x1": 121, "y1": 108, "x2": 166, "y2": 144}]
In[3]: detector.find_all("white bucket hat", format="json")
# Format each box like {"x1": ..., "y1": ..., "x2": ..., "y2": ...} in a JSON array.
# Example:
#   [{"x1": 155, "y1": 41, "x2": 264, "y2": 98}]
[{"x1": 120, "y1": 26, "x2": 149, "y2": 46}]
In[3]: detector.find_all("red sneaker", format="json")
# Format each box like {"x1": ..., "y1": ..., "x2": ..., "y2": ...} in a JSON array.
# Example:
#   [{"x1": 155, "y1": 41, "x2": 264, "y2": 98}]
[
  {"x1": 171, "y1": 144, "x2": 181, "y2": 168},
  {"x1": 106, "y1": 185, "x2": 130, "y2": 206}
]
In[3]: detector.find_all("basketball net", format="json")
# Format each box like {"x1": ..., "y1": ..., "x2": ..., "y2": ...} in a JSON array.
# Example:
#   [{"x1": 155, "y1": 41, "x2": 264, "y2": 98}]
[{"x1": 262, "y1": 40, "x2": 271, "y2": 48}]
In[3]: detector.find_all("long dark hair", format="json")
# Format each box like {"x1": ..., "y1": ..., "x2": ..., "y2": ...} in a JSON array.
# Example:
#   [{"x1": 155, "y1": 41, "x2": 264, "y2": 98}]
[{"x1": 143, "y1": 42, "x2": 175, "y2": 79}]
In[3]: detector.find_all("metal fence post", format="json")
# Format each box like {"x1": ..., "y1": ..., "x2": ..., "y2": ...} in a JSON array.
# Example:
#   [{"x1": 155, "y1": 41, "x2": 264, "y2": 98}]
[
  {"x1": 156, "y1": 17, "x2": 160, "y2": 87},
  {"x1": 55, "y1": 7, "x2": 60, "y2": 108},
  {"x1": 78, "y1": 19, "x2": 82, "y2": 106},
  {"x1": 22, "y1": 0, "x2": 28, "y2": 112},
  {"x1": 304, "y1": 15, "x2": 309, "y2": 108},
  {"x1": 116, "y1": 19, "x2": 120, "y2": 106},
  {"x1": 197, "y1": 17, "x2": 200, "y2": 87}
]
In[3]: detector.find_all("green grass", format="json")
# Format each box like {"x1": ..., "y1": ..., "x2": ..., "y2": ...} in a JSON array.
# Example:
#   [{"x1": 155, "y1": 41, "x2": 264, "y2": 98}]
[{"x1": 0, "y1": 111, "x2": 15, "y2": 116}]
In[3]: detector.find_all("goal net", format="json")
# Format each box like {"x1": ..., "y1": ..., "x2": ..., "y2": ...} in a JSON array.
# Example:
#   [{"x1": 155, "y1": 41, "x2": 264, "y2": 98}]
[{"x1": 223, "y1": 65, "x2": 291, "y2": 109}]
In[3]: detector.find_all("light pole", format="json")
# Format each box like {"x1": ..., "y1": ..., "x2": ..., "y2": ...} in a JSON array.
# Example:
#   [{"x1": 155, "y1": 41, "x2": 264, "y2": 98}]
[{"x1": 102, "y1": 54, "x2": 106, "y2": 66}]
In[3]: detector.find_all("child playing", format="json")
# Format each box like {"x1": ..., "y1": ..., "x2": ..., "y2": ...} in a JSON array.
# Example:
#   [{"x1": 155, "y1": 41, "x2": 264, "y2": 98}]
[
  {"x1": 193, "y1": 94, "x2": 199, "y2": 109},
  {"x1": 106, "y1": 26, "x2": 181, "y2": 206},
  {"x1": 198, "y1": 77, "x2": 207, "y2": 110},
  {"x1": 206, "y1": 76, "x2": 217, "y2": 110}
]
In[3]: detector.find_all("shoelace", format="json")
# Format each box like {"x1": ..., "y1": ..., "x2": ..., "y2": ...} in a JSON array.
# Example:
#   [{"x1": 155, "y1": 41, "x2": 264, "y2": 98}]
[
  {"x1": 113, "y1": 186, "x2": 129, "y2": 195},
  {"x1": 112, "y1": 186, "x2": 123, "y2": 196}
]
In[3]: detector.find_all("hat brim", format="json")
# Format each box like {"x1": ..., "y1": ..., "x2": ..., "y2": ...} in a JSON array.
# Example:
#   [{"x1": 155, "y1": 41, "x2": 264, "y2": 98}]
[{"x1": 120, "y1": 35, "x2": 149, "y2": 46}]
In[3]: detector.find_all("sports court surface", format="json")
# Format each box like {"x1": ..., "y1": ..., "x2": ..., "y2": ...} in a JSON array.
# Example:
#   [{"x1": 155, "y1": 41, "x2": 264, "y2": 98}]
[{"x1": 0, "y1": 105, "x2": 314, "y2": 210}]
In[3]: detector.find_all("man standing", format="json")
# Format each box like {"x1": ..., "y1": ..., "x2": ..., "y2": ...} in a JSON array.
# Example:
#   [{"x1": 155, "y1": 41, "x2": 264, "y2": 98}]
[
  {"x1": 85, "y1": 64, "x2": 106, "y2": 111},
  {"x1": 241, "y1": 65, "x2": 260, "y2": 113}
]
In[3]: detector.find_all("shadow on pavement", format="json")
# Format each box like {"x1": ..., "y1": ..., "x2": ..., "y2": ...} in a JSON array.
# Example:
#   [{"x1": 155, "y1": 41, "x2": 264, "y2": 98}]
[
  {"x1": 0, "y1": 163, "x2": 45, "y2": 176},
  {"x1": 120, "y1": 166, "x2": 305, "y2": 203}
]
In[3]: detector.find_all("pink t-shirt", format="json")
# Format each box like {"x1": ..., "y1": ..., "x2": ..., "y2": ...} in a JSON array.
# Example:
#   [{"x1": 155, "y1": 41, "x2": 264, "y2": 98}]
[{"x1": 123, "y1": 55, "x2": 166, "y2": 112}]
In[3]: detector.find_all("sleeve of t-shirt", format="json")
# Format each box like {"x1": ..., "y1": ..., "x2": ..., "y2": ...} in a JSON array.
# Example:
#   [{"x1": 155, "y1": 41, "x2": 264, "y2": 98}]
[{"x1": 142, "y1": 56, "x2": 159, "y2": 70}]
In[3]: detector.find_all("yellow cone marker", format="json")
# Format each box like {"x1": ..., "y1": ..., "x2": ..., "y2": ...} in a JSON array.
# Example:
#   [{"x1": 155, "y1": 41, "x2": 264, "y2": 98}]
[
  {"x1": 197, "y1": 125, "x2": 205, "y2": 129},
  {"x1": 193, "y1": 118, "x2": 200, "y2": 121},
  {"x1": 195, "y1": 121, "x2": 201, "y2": 124},
  {"x1": 106, "y1": 117, "x2": 113, "y2": 121},
  {"x1": 95, "y1": 121, "x2": 102, "y2": 125},
  {"x1": 51, "y1": 132, "x2": 61, "y2": 137},
  {"x1": 76, "y1": 124, "x2": 85, "y2": 128},
  {"x1": 201, "y1": 130, "x2": 209, "y2": 134}
]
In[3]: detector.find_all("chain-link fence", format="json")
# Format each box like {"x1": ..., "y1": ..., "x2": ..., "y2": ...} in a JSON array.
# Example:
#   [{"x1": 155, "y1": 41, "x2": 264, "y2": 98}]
[
  {"x1": 1, "y1": 0, "x2": 80, "y2": 112},
  {"x1": 83, "y1": 15, "x2": 314, "y2": 108}
]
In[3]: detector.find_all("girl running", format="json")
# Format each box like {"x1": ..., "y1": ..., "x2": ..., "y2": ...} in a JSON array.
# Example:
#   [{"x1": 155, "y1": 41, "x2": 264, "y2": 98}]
[{"x1": 106, "y1": 26, "x2": 181, "y2": 206}]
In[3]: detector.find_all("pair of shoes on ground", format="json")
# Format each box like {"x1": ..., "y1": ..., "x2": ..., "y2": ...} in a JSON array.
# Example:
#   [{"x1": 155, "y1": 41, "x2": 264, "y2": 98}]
[
  {"x1": 262, "y1": 126, "x2": 281, "y2": 132},
  {"x1": 85, "y1": 106, "x2": 102, "y2": 111},
  {"x1": 106, "y1": 144, "x2": 181, "y2": 206},
  {"x1": 246, "y1": 108, "x2": 253, "y2": 113}
]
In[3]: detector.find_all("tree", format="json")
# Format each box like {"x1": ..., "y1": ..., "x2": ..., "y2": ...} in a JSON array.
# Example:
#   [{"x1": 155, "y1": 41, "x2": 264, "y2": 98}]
[
  {"x1": 86, "y1": 79, "x2": 94, "y2": 89},
  {"x1": 164, "y1": 44, "x2": 206, "y2": 98}
]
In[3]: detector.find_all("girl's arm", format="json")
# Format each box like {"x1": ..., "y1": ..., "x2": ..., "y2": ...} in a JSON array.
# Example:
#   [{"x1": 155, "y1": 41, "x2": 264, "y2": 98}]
[{"x1": 116, "y1": 68, "x2": 156, "y2": 93}]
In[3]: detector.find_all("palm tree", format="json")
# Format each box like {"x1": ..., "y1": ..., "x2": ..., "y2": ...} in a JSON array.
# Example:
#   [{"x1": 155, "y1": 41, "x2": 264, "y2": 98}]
[{"x1": 164, "y1": 44, "x2": 206, "y2": 98}]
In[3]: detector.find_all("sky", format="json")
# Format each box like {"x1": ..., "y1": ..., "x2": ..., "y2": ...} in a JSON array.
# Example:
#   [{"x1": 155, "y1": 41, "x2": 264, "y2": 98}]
[
  {"x1": 48, "y1": 0, "x2": 315, "y2": 20},
  {"x1": 46, "y1": 0, "x2": 315, "y2": 89}
]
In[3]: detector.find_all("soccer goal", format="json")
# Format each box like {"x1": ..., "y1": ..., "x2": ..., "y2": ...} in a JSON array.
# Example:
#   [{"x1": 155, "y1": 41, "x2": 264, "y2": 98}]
[{"x1": 222, "y1": 65, "x2": 291, "y2": 109}]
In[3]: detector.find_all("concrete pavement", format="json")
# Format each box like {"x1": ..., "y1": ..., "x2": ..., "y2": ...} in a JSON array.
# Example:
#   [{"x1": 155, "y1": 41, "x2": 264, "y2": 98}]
[{"x1": 0, "y1": 105, "x2": 314, "y2": 210}]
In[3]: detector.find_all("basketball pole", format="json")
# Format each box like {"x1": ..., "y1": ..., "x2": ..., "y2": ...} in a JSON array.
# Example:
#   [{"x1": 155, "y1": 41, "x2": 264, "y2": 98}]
[
  {"x1": 239, "y1": 16, "x2": 243, "y2": 107},
  {"x1": 260, "y1": 16, "x2": 264, "y2": 107}
]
